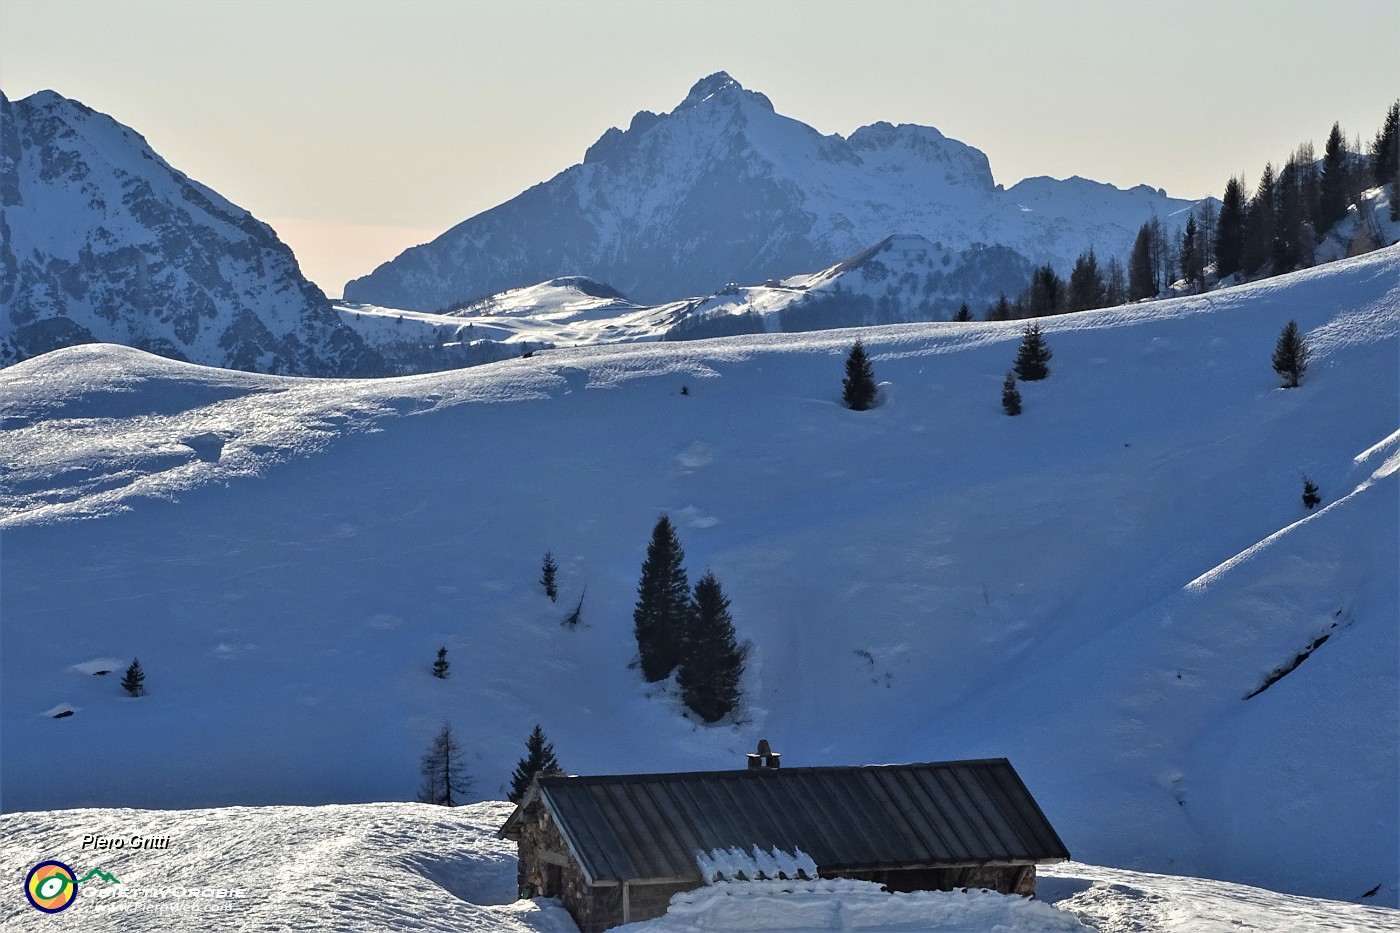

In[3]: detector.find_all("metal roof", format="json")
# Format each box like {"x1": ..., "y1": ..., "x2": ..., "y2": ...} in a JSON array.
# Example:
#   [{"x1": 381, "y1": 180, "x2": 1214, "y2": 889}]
[{"x1": 500, "y1": 759, "x2": 1069, "y2": 884}]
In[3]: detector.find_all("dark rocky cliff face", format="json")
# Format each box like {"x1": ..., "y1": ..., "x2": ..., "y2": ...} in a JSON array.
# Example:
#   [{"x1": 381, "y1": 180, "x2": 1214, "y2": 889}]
[{"x1": 0, "y1": 90, "x2": 381, "y2": 375}]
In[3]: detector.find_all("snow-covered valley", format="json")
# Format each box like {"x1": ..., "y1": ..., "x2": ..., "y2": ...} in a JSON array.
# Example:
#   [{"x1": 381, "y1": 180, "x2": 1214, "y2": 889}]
[{"x1": 2, "y1": 247, "x2": 1397, "y2": 915}]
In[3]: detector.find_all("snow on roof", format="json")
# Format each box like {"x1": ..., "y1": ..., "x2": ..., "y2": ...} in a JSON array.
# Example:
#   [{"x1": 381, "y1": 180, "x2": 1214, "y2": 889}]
[{"x1": 503, "y1": 760, "x2": 1069, "y2": 885}]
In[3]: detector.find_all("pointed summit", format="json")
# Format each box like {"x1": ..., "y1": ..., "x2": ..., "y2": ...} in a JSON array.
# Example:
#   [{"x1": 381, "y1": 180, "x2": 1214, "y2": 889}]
[{"x1": 676, "y1": 71, "x2": 773, "y2": 113}]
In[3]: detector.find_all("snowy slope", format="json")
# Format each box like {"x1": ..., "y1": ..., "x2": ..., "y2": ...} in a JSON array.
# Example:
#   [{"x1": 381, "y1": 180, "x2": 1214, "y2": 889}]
[
  {"x1": 336, "y1": 276, "x2": 694, "y2": 372},
  {"x1": 0, "y1": 90, "x2": 379, "y2": 375},
  {"x1": 337, "y1": 239, "x2": 1033, "y2": 370},
  {"x1": 343, "y1": 72, "x2": 1200, "y2": 310},
  {"x1": 2, "y1": 247, "x2": 1397, "y2": 908},
  {"x1": 2, "y1": 802, "x2": 1393, "y2": 932}
]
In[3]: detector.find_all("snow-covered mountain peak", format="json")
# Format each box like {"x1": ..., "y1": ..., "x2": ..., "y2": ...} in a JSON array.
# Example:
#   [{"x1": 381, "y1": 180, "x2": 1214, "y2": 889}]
[
  {"x1": 0, "y1": 88, "x2": 379, "y2": 374},
  {"x1": 675, "y1": 70, "x2": 774, "y2": 113},
  {"x1": 345, "y1": 75, "x2": 1203, "y2": 311}
]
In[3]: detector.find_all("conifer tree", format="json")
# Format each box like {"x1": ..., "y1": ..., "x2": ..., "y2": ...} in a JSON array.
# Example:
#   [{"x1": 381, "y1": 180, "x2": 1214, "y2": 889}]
[
  {"x1": 1196, "y1": 199, "x2": 1218, "y2": 271},
  {"x1": 1272, "y1": 320, "x2": 1309, "y2": 388},
  {"x1": 1179, "y1": 216, "x2": 1202, "y2": 291},
  {"x1": 1373, "y1": 101, "x2": 1400, "y2": 221},
  {"x1": 842, "y1": 340, "x2": 878, "y2": 411},
  {"x1": 1301, "y1": 476, "x2": 1321, "y2": 510},
  {"x1": 954, "y1": 303, "x2": 973, "y2": 322},
  {"x1": 432, "y1": 646, "x2": 450, "y2": 679},
  {"x1": 985, "y1": 293, "x2": 1014, "y2": 321},
  {"x1": 1273, "y1": 159, "x2": 1305, "y2": 273},
  {"x1": 1066, "y1": 249, "x2": 1106, "y2": 311},
  {"x1": 418, "y1": 722, "x2": 472, "y2": 806},
  {"x1": 677, "y1": 571, "x2": 745, "y2": 724},
  {"x1": 121, "y1": 657, "x2": 146, "y2": 697},
  {"x1": 1292, "y1": 141, "x2": 1321, "y2": 243},
  {"x1": 1013, "y1": 324, "x2": 1052, "y2": 381},
  {"x1": 1148, "y1": 216, "x2": 1172, "y2": 295},
  {"x1": 1001, "y1": 372, "x2": 1022, "y2": 416},
  {"x1": 540, "y1": 551, "x2": 558, "y2": 602},
  {"x1": 1373, "y1": 101, "x2": 1399, "y2": 187},
  {"x1": 1215, "y1": 176, "x2": 1248, "y2": 280},
  {"x1": 1242, "y1": 163, "x2": 1277, "y2": 276},
  {"x1": 1103, "y1": 256, "x2": 1127, "y2": 307},
  {"x1": 1317, "y1": 122, "x2": 1351, "y2": 238},
  {"x1": 509, "y1": 724, "x2": 562, "y2": 802},
  {"x1": 633, "y1": 515, "x2": 691, "y2": 682},
  {"x1": 1027, "y1": 264, "x2": 1065, "y2": 316},
  {"x1": 1128, "y1": 222, "x2": 1156, "y2": 300}
]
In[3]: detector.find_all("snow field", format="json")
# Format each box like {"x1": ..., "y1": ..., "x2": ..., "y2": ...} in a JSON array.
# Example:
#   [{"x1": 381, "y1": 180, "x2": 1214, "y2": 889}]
[
  {"x1": 1, "y1": 247, "x2": 1397, "y2": 908},
  {"x1": 2, "y1": 803, "x2": 1393, "y2": 932}
]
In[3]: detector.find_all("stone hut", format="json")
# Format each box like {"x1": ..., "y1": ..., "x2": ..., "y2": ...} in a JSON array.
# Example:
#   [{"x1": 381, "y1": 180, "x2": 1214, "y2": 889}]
[{"x1": 498, "y1": 743, "x2": 1069, "y2": 932}]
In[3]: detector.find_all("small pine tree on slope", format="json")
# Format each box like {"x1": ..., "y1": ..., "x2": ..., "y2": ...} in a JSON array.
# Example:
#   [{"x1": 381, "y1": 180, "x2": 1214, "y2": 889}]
[
  {"x1": 633, "y1": 515, "x2": 691, "y2": 682},
  {"x1": 418, "y1": 722, "x2": 472, "y2": 806},
  {"x1": 842, "y1": 340, "x2": 878, "y2": 411},
  {"x1": 1002, "y1": 372, "x2": 1022, "y2": 416},
  {"x1": 678, "y1": 571, "x2": 745, "y2": 724},
  {"x1": 1302, "y1": 476, "x2": 1321, "y2": 510},
  {"x1": 509, "y1": 724, "x2": 562, "y2": 802},
  {"x1": 121, "y1": 658, "x2": 146, "y2": 697},
  {"x1": 1013, "y1": 324, "x2": 1052, "y2": 381},
  {"x1": 432, "y1": 646, "x2": 450, "y2": 679},
  {"x1": 1272, "y1": 320, "x2": 1309, "y2": 388},
  {"x1": 540, "y1": 551, "x2": 558, "y2": 602}
]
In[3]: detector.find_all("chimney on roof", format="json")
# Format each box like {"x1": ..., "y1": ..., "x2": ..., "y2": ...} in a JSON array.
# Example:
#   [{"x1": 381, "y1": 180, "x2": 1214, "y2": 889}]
[{"x1": 746, "y1": 739, "x2": 781, "y2": 770}]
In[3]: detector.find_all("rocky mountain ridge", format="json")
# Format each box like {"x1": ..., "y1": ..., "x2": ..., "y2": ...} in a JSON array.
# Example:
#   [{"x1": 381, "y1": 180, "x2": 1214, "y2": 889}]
[
  {"x1": 0, "y1": 89, "x2": 379, "y2": 375},
  {"x1": 344, "y1": 72, "x2": 1202, "y2": 311}
]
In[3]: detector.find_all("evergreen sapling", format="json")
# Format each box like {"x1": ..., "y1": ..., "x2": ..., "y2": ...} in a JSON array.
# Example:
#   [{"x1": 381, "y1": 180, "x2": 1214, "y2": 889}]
[
  {"x1": 1013, "y1": 324, "x2": 1052, "y2": 381},
  {"x1": 540, "y1": 551, "x2": 558, "y2": 602},
  {"x1": 1302, "y1": 476, "x2": 1321, "y2": 509},
  {"x1": 842, "y1": 340, "x2": 878, "y2": 411},
  {"x1": 121, "y1": 657, "x2": 146, "y2": 697},
  {"x1": 1002, "y1": 372, "x2": 1022, "y2": 416},
  {"x1": 1272, "y1": 320, "x2": 1309, "y2": 388},
  {"x1": 509, "y1": 724, "x2": 562, "y2": 802},
  {"x1": 432, "y1": 646, "x2": 450, "y2": 679}
]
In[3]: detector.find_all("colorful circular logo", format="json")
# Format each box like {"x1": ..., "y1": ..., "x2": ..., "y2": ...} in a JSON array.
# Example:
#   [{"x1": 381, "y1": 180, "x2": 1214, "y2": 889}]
[{"x1": 25, "y1": 861, "x2": 78, "y2": 913}]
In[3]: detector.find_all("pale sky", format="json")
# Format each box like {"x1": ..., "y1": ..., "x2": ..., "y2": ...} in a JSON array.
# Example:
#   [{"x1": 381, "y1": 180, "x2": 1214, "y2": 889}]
[{"x1": 2, "y1": 0, "x2": 1397, "y2": 296}]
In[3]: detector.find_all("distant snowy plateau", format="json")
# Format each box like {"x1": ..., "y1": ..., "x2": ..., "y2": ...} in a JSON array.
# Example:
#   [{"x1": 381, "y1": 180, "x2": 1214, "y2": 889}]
[{"x1": 2, "y1": 247, "x2": 1397, "y2": 927}]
